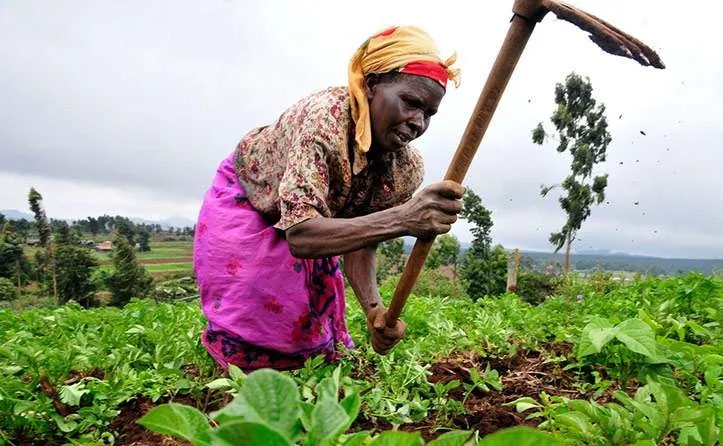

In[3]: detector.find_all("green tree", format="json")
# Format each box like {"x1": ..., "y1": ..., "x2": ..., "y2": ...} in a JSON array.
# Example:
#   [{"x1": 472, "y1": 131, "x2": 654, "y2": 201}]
[
  {"x1": 55, "y1": 239, "x2": 98, "y2": 307},
  {"x1": 426, "y1": 234, "x2": 461, "y2": 273},
  {"x1": 28, "y1": 188, "x2": 51, "y2": 248},
  {"x1": 107, "y1": 234, "x2": 152, "y2": 306},
  {"x1": 0, "y1": 228, "x2": 30, "y2": 298},
  {"x1": 458, "y1": 189, "x2": 507, "y2": 299},
  {"x1": 28, "y1": 187, "x2": 57, "y2": 300},
  {"x1": 137, "y1": 230, "x2": 151, "y2": 252},
  {"x1": 378, "y1": 238, "x2": 405, "y2": 274},
  {"x1": 115, "y1": 217, "x2": 136, "y2": 247},
  {"x1": 532, "y1": 72, "x2": 611, "y2": 273}
]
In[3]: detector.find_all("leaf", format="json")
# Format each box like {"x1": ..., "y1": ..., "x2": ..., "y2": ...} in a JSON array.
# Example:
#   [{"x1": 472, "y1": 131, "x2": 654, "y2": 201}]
[
  {"x1": 213, "y1": 369, "x2": 301, "y2": 440},
  {"x1": 505, "y1": 397, "x2": 541, "y2": 413},
  {"x1": 477, "y1": 427, "x2": 561, "y2": 446},
  {"x1": 208, "y1": 421, "x2": 292, "y2": 446},
  {"x1": 614, "y1": 319, "x2": 661, "y2": 361},
  {"x1": 340, "y1": 392, "x2": 361, "y2": 426},
  {"x1": 59, "y1": 383, "x2": 89, "y2": 407},
  {"x1": 137, "y1": 403, "x2": 211, "y2": 445},
  {"x1": 300, "y1": 401, "x2": 314, "y2": 432},
  {"x1": 555, "y1": 412, "x2": 595, "y2": 438},
  {"x1": 307, "y1": 398, "x2": 350, "y2": 446},
  {"x1": 205, "y1": 378, "x2": 234, "y2": 390},
  {"x1": 228, "y1": 364, "x2": 246, "y2": 381},
  {"x1": 317, "y1": 376, "x2": 340, "y2": 402},
  {"x1": 427, "y1": 430, "x2": 474, "y2": 446},
  {"x1": 342, "y1": 431, "x2": 372, "y2": 446},
  {"x1": 51, "y1": 414, "x2": 78, "y2": 433},
  {"x1": 578, "y1": 317, "x2": 617, "y2": 357},
  {"x1": 370, "y1": 431, "x2": 424, "y2": 446}
]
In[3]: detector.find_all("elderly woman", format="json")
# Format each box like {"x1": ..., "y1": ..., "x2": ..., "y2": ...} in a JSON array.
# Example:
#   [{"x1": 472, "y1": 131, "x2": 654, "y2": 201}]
[{"x1": 193, "y1": 26, "x2": 464, "y2": 371}]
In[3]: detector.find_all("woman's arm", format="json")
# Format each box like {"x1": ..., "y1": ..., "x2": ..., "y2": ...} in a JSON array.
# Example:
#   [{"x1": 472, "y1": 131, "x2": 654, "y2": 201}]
[
  {"x1": 286, "y1": 180, "x2": 465, "y2": 258},
  {"x1": 343, "y1": 246, "x2": 382, "y2": 314}
]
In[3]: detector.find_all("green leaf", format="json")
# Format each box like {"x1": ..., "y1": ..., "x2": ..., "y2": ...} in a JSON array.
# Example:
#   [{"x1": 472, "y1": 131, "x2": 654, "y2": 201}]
[
  {"x1": 370, "y1": 431, "x2": 424, "y2": 446},
  {"x1": 340, "y1": 392, "x2": 361, "y2": 426},
  {"x1": 317, "y1": 375, "x2": 340, "y2": 402},
  {"x1": 208, "y1": 421, "x2": 292, "y2": 446},
  {"x1": 137, "y1": 403, "x2": 211, "y2": 445},
  {"x1": 578, "y1": 317, "x2": 617, "y2": 357},
  {"x1": 51, "y1": 414, "x2": 79, "y2": 433},
  {"x1": 300, "y1": 401, "x2": 314, "y2": 432},
  {"x1": 342, "y1": 431, "x2": 372, "y2": 446},
  {"x1": 307, "y1": 398, "x2": 350, "y2": 446},
  {"x1": 505, "y1": 397, "x2": 541, "y2": 413},
  {"x1": 427, "y1": 430, "x2": 474, "y2": 446},
  {"x1": 228, "y1": 364, "x2": 246, "y2": 381},
  {"x1": 205, "y1": 378, "x2": 234, "y2": 390},
  {"x1": 614, "y1": 319, "x2": 661, "y2": 361},
  {"x1": 477, "y1": 427, "x2": 561, "y2": 446},
  {"x1": 555, "y1": 412, "x2": 596, "y2": 438},
  {"x1": 59, "y1": 383, "x2": 90, "y2": 406},
  {"x1": 213, "y1": 369, "x2": 301, "y2": 440}
]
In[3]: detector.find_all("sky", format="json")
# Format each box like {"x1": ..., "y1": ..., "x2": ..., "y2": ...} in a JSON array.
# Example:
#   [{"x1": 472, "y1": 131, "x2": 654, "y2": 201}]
[{"x1": 1, "y1": 0, "x2": 721, "y2": 259}]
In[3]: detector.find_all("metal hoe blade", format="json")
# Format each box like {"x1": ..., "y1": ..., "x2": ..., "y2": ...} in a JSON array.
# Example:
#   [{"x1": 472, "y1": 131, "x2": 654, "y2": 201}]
[{"x1": 543, "y1": 0, "x2": 665, "y2": 69}]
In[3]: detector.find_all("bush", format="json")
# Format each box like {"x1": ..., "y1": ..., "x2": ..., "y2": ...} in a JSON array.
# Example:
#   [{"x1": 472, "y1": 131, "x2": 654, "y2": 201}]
[
  {"x1": 516, "y1": 270, "x2": 562, "y2": 305},
  {"x1": 152, "y1": 277, "x2": 198, "y2": 301},
  {"x1": 107, "y1": 235, "x2": 153, "y2": 307},
  {"x1": 0, "y1": 277, "x2": 16, "y2": 301},
  {"x1": 380, "y1": 268, "x2": 465, "y2": 300}
]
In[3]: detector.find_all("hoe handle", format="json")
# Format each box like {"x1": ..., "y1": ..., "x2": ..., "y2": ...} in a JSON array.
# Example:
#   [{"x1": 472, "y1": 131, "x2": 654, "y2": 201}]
[{"x1": 386, "y1": 10, "x2": 541, "y2": 327}]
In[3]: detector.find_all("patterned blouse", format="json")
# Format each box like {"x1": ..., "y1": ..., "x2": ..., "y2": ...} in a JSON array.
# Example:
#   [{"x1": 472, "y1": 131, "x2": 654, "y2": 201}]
[{"x1": 233, "y1": 87, "x2": 425, "y2": 230}]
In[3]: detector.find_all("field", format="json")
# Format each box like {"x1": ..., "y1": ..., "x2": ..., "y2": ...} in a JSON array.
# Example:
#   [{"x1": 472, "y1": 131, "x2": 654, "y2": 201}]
[
  {"x1": 1, "y1": 272, "x2": 721, "y2": 445},
  {"x1": 97, "y1": 239, "x2": 194, "y2": 278}
]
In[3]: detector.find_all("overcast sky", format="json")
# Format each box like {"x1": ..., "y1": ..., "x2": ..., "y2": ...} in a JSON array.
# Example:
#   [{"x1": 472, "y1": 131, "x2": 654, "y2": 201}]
[{"x1": 1, "y1": 0, "x2": 721, "y2": 258}]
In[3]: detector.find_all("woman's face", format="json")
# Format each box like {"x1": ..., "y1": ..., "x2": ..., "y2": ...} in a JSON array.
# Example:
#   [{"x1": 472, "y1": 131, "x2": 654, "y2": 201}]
[{"x1": 364, "y1": 73, "x2": 445, "y2": 153}]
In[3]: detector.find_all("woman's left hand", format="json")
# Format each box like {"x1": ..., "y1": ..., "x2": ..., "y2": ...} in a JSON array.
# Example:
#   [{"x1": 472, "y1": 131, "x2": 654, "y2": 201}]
[{"x1": 366, "y1": 306, "x2": 406, "y2": 354}]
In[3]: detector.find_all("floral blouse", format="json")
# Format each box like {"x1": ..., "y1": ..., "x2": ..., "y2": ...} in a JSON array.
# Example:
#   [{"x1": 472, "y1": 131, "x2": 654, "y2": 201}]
[{"x1": 233, "y1": 87, "x2": 425, "y2": 230}]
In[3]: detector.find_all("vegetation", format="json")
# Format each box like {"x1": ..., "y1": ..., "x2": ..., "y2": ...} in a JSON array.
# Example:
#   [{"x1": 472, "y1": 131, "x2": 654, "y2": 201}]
[
  {"x1": 0, "y1": 272, "x2": 719, "y2": 445},
  {"x1": 533, "y1": 72, "x2": 611, "y2": 273}
]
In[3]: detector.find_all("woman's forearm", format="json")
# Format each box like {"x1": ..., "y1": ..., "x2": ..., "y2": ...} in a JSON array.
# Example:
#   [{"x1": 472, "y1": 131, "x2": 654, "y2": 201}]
[
  {"x1": 343, "y1": 246, "x2": 382, "y2": 314},
  {"x1": 286, "y1": 206, "x2": 408, "y2": 258}
]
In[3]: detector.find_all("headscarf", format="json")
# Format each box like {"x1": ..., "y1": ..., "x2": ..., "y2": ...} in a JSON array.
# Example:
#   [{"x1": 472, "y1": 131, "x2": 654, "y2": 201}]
[{"x1": 348, "y1": 26, "x2": 461, "y2": 153}]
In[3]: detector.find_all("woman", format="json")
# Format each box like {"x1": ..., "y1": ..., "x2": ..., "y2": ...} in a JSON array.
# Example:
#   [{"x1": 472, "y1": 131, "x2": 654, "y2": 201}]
[{"x1": 194, "y1": 25, "x2": 464, "y2": 371}]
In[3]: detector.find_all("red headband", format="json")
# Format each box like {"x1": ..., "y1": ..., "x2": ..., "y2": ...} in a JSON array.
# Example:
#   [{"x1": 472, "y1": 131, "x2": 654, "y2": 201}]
[{"x1": 400, "y1": 61, "x2": 449, "y2": 88}]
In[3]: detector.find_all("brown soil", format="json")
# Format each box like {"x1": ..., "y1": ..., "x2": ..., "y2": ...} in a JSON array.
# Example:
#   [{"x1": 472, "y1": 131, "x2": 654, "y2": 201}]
[
  {"x1": 110, "y1": 396, "x2": 192, "y2": 446},
  {"x1": 352, "y1": 342, "x2": 627, "y2": 442}
]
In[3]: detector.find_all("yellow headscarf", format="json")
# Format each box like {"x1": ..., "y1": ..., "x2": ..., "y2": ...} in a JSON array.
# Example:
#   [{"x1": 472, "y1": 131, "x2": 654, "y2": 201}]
[{"x1": 348, "y1": 26, "x2": 461, "y2": 153}]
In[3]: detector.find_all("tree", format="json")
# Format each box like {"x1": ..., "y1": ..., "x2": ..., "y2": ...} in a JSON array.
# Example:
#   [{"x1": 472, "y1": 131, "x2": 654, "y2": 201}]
[
  {"x1": 458, "y1": 189, "x2": 507, "y2": 299},
  {"x1": 532, "y1": 72, "x2": 611, "y2": 273},
  {"x1": 426, "y1": 234, "x2": 461, "y2": 272},
  {"x1": 115, "y1": 217, "x2": 136, "y2": 246},
  {"x1": 28, "y1": 187, "x2": 57, "y2": 300},
  {"x1": 28, "y1": 188, "x2": 51, "y2": 248},
  {"x1": 107, "y1": 234, "x2": 152, "y2": 306},
  {"x1": 379, "y1": 238, "x2": 404, "y2": 273},
  {"x1": 137, "y1": 230, "x2": 151, "y2": 252},
  {"x1": 55, "y1": 238, "x2": 98, "y2": 307}
]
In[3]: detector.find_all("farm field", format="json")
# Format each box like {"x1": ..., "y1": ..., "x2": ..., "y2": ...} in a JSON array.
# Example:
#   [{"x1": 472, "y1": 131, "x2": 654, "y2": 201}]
[{"x1": 1, "y1": 273, "x2": 720, "y2": 445}]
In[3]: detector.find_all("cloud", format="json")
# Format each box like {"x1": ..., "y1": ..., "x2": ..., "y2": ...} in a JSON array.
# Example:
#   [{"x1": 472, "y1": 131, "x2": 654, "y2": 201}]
[{"x1": 0, "y1": 0, "x2": 721, "y2": 258}]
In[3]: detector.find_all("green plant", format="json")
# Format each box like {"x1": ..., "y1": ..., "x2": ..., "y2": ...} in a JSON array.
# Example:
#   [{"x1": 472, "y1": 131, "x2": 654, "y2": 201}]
[
  {"x1": 107, "y1": 234, "x2": 153, "y2": 306},
  {"x1": 0, "y1": 278, "x2": 16, "y2": 301},
  {"x1": 139, "y1": 367, "x2": 475, "y2": 445}
]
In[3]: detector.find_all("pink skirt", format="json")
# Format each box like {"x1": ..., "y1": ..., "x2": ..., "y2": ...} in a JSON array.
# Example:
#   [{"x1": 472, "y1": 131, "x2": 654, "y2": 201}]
[{"x1": 193, "y1": 153, "x2": 354, "y2": 371}]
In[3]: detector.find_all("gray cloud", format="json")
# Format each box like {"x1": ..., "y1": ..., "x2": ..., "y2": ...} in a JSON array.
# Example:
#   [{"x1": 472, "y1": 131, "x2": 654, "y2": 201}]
[{"x1": 1, "y1": 0, "x2": 721, "y2": 258}]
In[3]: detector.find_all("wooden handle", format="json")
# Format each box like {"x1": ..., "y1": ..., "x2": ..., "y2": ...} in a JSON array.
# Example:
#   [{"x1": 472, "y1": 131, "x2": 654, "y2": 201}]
[{"x1": 386, "y1": 13, "x2": 539, "y2": 326}]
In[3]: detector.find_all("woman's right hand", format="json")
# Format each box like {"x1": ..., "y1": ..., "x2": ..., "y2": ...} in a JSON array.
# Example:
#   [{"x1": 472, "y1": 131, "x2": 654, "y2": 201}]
[{"x1": 400, "y1": 180, "x2": 465, "y2": 240}]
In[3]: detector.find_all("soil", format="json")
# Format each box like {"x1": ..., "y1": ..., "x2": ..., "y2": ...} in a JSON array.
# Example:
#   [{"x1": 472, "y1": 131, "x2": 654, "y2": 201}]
[
  {"x1": 352, "y1": 342, "x2": 636, "y2": 442},
  {"x1": 14, "y1": 343, "x2": 639, "y2": 444}
]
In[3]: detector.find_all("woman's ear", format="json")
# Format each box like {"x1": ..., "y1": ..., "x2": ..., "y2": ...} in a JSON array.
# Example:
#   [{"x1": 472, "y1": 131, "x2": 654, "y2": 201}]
[{"x1": 364, "y1": 74, "x2": 381, "y2": 99}]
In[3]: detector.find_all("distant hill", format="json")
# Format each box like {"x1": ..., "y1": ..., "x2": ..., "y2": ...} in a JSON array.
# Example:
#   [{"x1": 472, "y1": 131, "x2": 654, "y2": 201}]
[
  {"x1": 0, "y1": 209, "x2": 33, "y2": 220},
  {"x1": 399, "y1": 238, "x2": 721, "y2": 275},
  {"x1": 1, "y1": 209, "x2": 195, "y2": 230}
]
